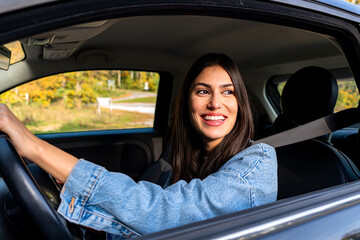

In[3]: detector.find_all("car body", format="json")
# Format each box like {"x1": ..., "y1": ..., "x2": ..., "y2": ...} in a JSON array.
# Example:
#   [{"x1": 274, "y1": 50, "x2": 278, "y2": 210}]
[{"x1": 0, "y1": 0, "x2": 360, "y2": 239}]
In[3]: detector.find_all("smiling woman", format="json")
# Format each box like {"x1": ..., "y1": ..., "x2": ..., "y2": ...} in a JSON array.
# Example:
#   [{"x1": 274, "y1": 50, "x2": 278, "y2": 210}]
[
  {"x1": 190, "y1": 65, "x2": 238, "y2": 151},
  {"x1": 170, "y1": 53, "x2": 256, "y2": 183},
  {"x1": 0, "y1": 53, "x2": 277, "y2": 239}
]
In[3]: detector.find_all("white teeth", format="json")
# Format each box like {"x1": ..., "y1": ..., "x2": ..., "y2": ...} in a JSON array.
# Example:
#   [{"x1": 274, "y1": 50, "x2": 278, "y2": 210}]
[{"x1": 204, "y1": 115, "x2": 225, "y2": 121}]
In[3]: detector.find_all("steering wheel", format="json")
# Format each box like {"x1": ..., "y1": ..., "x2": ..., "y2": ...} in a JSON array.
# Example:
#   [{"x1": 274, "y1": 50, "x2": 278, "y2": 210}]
[{"x1": 0, "y1": 136, "x2": 73, "y2": 240}]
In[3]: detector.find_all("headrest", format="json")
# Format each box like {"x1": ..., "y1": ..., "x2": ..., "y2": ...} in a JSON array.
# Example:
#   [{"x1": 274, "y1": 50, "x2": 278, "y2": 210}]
[{"x1": 281, "y1": 66, "x2": 338, "y2": 125}]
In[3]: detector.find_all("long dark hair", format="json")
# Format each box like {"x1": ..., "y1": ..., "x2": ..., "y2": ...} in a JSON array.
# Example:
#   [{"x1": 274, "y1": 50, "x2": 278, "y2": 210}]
[{"x1": 169, "y1": 53, "x2": 254, "y2": 183}]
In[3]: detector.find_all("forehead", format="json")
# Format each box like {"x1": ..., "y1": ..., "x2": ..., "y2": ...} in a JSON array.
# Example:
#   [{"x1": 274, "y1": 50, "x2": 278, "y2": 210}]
[{"x1": 194, "y1": 65, "x2": 233, "y2": 85}]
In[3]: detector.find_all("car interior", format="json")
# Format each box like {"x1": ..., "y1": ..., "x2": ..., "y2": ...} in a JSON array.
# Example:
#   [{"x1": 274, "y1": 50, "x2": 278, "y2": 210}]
[{"x1": 0, "y1": 9, "x2": 360, "y2": 239}]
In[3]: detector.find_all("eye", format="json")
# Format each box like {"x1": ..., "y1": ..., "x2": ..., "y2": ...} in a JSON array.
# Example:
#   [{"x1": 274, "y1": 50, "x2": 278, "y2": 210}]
[
  {"x1": 223, "y1": 90, "x2": 234, "y2": 95},
  {"x1": 196, "y1": 89, "x2": 210, "y2": 95}
]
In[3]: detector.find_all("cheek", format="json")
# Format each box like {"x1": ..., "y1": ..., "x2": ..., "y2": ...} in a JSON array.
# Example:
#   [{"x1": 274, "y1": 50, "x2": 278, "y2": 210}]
[
  {"x1": 228, "y1": 99, "x2": 238, "y2": 115},
  {"x1": 228, "y1": 101, "x2": 239, "y2": 125},
  {"x1": 189, "y1": 96, "x2": 204, "y2": 114},
  {"x1": 189, "y1": 96, "x2": 199, "y2": 126},
  {"x1": 232, "y1": 104, "x2": 239, "y2": 117}
]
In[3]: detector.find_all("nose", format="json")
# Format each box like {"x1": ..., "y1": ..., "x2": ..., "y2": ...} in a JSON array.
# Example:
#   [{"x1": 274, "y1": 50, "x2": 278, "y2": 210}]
[{"x1": 208, "y1": 92, "x2": 221, "y2": 109}]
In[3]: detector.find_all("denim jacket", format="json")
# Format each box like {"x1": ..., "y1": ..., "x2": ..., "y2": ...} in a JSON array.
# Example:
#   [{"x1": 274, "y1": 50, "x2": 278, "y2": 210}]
[{"x1": 57, "y1": 143, "x2": 277, "y2": 239}]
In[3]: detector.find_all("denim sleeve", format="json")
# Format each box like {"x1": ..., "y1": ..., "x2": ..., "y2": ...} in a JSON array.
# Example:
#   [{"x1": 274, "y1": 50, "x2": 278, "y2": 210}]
[{"x1": 57, "y1": 143, "x2": 277, "y2": 237}]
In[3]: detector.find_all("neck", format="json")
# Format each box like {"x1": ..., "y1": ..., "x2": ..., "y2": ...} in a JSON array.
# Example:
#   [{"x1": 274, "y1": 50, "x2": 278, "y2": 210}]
[{"x1": 203, "y1": 138, "x2": 223, "y2": 152}]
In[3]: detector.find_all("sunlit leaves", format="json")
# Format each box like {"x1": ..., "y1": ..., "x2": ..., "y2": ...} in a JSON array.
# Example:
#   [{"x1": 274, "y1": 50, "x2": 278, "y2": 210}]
[
  {"x1": 335, "y1": 81, "x2": 360, "y2": 112},
  {"x1": 0, "y1": 70, "x2": 159, "y2": 108}
]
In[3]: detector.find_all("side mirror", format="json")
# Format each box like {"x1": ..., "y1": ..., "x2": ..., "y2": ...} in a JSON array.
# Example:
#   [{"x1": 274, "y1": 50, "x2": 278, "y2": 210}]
[{"x1": 0, "y1": 46, "x2": 11, "y2": 70}]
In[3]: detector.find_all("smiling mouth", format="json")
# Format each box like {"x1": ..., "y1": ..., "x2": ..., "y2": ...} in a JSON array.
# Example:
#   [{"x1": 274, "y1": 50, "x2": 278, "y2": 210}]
[{"x1": 202, "y1": 115, "x2": 226, "y2": 121}]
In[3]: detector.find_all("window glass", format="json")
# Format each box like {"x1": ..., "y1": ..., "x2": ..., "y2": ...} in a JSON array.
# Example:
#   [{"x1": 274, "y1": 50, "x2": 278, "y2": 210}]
[
  {"x1": 276, "y1": 80, "x2": 359, "y2": 112},
  {"x1": 4, "y1": 41, "x2": 25, "y2": 64},
  {"x1": 0, "y1": 70, "x2": 159, "y2": 134},
  {"x1": 277, "y1": 82, "x2": 285, "y2": 95},
  {"x1": 335, "y1": 80, "x2": 359, "y2": 112}
]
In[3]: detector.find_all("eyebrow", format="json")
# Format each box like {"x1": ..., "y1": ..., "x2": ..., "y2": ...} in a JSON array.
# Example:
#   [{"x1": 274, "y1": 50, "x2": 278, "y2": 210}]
[{"x1": 193, "y1": 82, "x2": 234, "y2": 88}]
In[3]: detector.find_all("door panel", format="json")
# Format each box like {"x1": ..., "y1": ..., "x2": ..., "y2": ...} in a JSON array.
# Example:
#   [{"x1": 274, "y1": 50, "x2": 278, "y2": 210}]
[{"x1": 39, "y1": 129, "x2": 163, "y2": 180}]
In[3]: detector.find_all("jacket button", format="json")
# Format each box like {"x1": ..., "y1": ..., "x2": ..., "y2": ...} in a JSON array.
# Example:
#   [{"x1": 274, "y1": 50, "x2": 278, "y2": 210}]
[{"x1": 69, "y1": 197, "x2": 75, "y2": 213}]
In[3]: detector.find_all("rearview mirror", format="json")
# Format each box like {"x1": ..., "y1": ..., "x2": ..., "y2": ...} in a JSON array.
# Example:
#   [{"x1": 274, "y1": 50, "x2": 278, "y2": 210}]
[{"x1": 0, "y1": 46, "x2": 11, "y2": 70}]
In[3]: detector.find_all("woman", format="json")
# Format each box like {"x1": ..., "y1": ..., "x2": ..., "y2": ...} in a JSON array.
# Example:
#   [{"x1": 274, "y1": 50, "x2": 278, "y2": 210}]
[{"x1": 0, "y1": 53, "x2": 277, "y2": 239}]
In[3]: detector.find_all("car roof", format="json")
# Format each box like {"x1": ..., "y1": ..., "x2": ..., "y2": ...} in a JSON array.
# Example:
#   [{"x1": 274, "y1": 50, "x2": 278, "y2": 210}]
[{"x1": 1, "y1": 0, "x2": 359, "y2": 20}]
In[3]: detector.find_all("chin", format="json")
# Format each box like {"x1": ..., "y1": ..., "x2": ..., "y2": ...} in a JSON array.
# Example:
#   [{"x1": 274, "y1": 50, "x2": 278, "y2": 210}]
[{"x1": 203, "y1": 134, "x2": 226, "y2": 142}]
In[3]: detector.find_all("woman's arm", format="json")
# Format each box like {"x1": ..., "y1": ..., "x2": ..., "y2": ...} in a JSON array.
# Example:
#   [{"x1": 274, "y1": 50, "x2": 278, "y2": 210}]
[
  {"x1": 0, "y1": 104, "x2": 77, "y2": 182},
  {"x1": 58, "y1": 143, "x2": 277, "y2": 236}
]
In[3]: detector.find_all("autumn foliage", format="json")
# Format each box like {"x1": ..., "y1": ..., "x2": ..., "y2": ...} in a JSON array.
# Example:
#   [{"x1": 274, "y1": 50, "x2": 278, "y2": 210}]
[{"x1": 0, "y1": 70, "x2": 159, "y2": 108}]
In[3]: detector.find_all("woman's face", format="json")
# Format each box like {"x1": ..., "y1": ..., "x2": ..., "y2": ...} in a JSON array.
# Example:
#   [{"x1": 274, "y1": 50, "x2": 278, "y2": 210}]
[{"x1": 189, "y1": 65, "x2": 238, "y2": 151}]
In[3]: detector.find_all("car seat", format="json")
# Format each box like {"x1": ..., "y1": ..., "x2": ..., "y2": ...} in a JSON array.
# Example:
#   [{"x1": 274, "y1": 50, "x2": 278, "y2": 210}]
[
  {"x1": 139, "y1": 147, "x2": 171, "y2": 187},
  {"x1": 274, "y1": 66, "x2": 360, "y2": 199},
  {"x1": 273, "y1": 66, "x2": 338, "y2": 133}
]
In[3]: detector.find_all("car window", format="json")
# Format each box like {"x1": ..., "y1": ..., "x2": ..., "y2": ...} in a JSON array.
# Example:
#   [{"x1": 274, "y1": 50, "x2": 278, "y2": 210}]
[
  {"x1": 274, "y1": 78, "x2": 359, "y2": 113},
  {"x1": 0, "y1": 70, "x2": 159, "y2": 134},
  {"x1": 335, "y1": 80, "x2": 359, "y2": 112}
]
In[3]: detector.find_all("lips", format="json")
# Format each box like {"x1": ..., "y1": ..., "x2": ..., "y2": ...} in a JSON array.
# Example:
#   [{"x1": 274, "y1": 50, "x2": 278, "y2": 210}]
[
  {"x1": 201, "y1": 114, "x2": 227, "y2": 126},
  {"x1": 203, "y1": 115, "x2": 225, "y2": 121}
]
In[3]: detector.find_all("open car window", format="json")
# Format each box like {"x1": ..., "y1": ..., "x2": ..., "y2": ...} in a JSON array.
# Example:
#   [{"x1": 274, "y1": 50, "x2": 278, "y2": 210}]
[{"x1": 0, "y1": 70, "x2": 159, "y2": 134}]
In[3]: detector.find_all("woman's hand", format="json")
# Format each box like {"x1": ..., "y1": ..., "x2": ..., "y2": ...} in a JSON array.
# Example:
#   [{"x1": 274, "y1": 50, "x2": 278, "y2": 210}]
[
  {"x1": 0, "y1": 104, "x2": 77, "y2": 182},
  {"x1": 0, "y1": 103, "x2": 41, "y2": 159}
]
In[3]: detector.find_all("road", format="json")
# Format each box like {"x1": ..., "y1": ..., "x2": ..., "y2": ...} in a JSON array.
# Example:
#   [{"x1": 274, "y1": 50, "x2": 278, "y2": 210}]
[
  {"x1": 110, "y1": 102, "x2": 155, "y2": 114},
  {"x1": 98, "y1": 91, "x2": 156, "y2": 114},
  {"x1": 112, "y1": 90, "x2": 157, "y2": 101}
]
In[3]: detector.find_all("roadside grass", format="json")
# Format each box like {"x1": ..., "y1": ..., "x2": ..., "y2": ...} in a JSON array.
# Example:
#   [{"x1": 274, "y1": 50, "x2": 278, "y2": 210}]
[
  {"x1": 108, "y1": 91, "x2": 132, "y2": 99},
  {"x1": 11, "y1": 103, "x2": 154, "y2": 134},
  {"x1": 113, "y1": 96, "x2": 157, "y2": 103}
]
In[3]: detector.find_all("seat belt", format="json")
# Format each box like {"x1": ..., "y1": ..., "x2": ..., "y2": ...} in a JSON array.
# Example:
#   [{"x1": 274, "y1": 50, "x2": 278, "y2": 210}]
[{"x1": 254, "y1": 108, "x2": 360, "y2": 148}]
